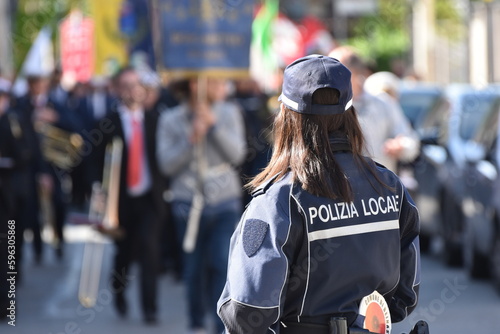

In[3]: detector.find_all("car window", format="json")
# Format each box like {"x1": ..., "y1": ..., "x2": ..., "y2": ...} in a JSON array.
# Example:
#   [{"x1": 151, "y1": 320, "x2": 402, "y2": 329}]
[
  {"x1": 422, "y1": 97, "x2": 448, "y2": 132},
  {"x1": 400, "y1": 92, "x2": 440, "y2": 129},
  {"x1": 459, "y1": 95, "x2": 499, "y2": 140},
  {"x1": 473, "y1": 98, "x2": 500, "y2": 150}
]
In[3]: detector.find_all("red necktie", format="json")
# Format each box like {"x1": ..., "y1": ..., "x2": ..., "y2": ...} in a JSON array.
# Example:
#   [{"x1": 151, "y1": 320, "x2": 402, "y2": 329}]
[{"x1": 127, "y1": 117, "x2": 143, "y2": 188}]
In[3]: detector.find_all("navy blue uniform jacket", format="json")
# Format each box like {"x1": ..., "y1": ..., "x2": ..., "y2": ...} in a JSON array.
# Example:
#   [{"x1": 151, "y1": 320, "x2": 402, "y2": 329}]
[{"x1": 217, "y1": 144, "x2": 420, "y2": 333}]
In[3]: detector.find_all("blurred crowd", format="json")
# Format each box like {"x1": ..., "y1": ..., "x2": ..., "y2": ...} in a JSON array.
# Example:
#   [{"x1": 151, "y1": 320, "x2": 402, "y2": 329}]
[
  {"x1": 0, "y1": 63, "x2": 274, "y2": 332},
  {"x1": 0, "y1": 46, "x2": 421, "y2": 333}
]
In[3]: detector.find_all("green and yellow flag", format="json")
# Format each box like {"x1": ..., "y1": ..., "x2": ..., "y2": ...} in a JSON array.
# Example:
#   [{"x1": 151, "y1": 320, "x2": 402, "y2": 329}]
[
  {"x1": 252, "y1": 0, "x2": 279, "y2": 70},
  {"x1": 88, "y1": 0, "x2": 128, "y2": 76},
  {"x1": 250, "y1": 0, "x2": 279, "y2": 92}
]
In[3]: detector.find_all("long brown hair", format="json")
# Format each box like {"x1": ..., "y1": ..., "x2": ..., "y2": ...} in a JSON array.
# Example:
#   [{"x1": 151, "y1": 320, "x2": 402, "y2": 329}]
[{"x1": 248, "y1": 88, "x2": 386, "y2": 202}]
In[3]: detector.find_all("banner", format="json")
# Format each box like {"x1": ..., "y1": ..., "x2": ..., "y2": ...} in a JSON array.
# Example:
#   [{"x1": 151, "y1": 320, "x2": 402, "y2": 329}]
[
  {"x1": 89, "y1": 0, "x2": 128, "y2": 76},
  {"x1": 156, "y1": 0, "x2": 254, "y2": 78},
  {"x1": 335, "y1": 0, "x2": 378, "y2": 16},
  {"x1": 60, "y1": 11, "x2": 94, "y2": 82},
  {"x1": 121, "y1": 0, "x2": 156, "y2": 70}
]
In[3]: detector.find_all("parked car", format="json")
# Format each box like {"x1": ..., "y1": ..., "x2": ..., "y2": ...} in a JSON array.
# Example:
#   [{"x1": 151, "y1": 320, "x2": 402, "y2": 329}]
[
  {"x1": 401, "y1": 84, "x2": 500, "y2": 265},
  {"x1": 438, "y1": 86, "x2": 500, "y2": 266},
  {"x1": 461, "y1": 88, "x2": 500, "y2": 287},
  {"x1": 399, "y1": 84, "x2": 448, "y2": 252}
]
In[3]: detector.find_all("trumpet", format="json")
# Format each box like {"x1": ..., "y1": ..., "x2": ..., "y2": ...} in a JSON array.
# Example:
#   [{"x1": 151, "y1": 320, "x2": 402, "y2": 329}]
[{"x1": 79, "y1": 137, "x2": 123, "y2": 308}]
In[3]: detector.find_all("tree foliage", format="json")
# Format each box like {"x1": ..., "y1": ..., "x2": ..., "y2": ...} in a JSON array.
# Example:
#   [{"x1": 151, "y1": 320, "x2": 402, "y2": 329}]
[
  {"x1": 12, "y1": 0, "x2": 83, "y2": 72},
  {"x1": 346, "y1": 0, "x2": 463, "y2": 72},
  {"x1": 346, "y1": 0, "x2": 410, "y2": 71}
]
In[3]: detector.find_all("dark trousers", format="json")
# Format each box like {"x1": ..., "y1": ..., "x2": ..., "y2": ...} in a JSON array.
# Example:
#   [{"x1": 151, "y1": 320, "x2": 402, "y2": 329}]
[
  {"x1": 49, "y1": 168, "x2": 68, "y2": 249},
  {"x1": 160, "y1": 201, "x2": 182, "y2": 277},
  {"x1": 15, "y1": 188, "x2": 42, "y2": 266},
  {"x1": 0, "y1": 191, "x2": 9, "y2": 316},
  {"x1": 70, "y1": 158, "x2": 93, "y2": 208},
  {"x1": 112, "y1": 192, "x2": 160, "y2": 316},
  {"x1": 173, "y1": 203, "x2": 238, "y2": 334}
]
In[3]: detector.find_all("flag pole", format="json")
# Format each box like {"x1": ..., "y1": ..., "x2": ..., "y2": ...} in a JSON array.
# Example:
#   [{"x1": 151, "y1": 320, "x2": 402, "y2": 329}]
[{"x1": 183, "y1": 75, "x2": 208, "y2": 253}]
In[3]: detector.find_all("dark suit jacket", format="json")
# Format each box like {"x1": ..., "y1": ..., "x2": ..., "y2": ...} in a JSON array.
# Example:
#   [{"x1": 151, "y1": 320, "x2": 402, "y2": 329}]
[
  {"x1": 76, "y1": 93, "x2": 117, "y2": 132},
  {"x1": 11, "y1": 94, "x2": 82, "y2": 181},
  {"x1": 13, "y1": 94, "x2": 81, "y2": 133},
  {"x1": 1, "y1": 94, "x2": 81, "y2": 195},
  {"x1": 0, "y1": 113, "x2": 22, "y2": 208},
  {"x1": 93, "y1": 108, "x2": 168, "y2": 228}
]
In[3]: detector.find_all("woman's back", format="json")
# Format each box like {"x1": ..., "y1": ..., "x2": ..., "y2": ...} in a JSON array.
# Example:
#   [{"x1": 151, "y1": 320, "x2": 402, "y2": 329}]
[
  {"x1": 282, "y1": 148, "x2": 417, "y2": 325},
  {"x1": 217, "y1": 55, "x2": 420, "y2": 334}
]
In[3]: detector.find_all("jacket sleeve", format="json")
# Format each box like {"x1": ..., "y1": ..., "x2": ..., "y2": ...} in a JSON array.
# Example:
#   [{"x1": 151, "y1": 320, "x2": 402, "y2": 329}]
[
  {"x1": 0, "y1": 115, "x2": 16, "y2": 169},
  {"x1": 390, "y1": 187, "x2": 421, "y2": 322},
  {"x1": 53, "y1": 100, "x2": 81, "y2": 133},
  {"x1": 156, "y1": 109, "x2": 195, "y2": 177},
  {"x1": 208, "y1": 102, "x2": 246, "y2": 166},
  {"x1": 384, "y1": 95, "x2": 420, "y2": 162},
  {"x1": 217, "y1": 188, "x2": 294, "y2": 333}
]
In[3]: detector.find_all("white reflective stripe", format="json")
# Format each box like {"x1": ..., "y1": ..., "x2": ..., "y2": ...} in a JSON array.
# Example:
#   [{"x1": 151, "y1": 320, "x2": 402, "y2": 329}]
[
  {"x1": 291, "y1": 194, "x2": 311, "y2": 318},
  {"x1": 308, "y1": 219, "x2": 399, "y2": 241},
  {"x1": 280, "y1": 93, "x2": 299, "y2": 110},
  {"x1": 345, "y1": 98, "x2": 353, "y2": 110}
]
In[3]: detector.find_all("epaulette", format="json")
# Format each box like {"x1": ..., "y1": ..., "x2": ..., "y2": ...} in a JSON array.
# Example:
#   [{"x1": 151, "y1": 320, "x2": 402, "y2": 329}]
[
  {"x1": 251, "y1": 173, "x2": 282, "y2": 198},
  {"x1": 364, "y1": 156, "x2": 389, "y2": 171},
  {"x1": 374, "y1": 161, "x2": 390, "y2": 170}
]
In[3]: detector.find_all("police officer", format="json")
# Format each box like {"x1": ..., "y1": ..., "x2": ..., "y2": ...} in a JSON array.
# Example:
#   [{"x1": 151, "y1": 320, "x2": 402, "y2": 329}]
[{"x1": 217, "y1": 55, "x2": 420, "y2": 333}]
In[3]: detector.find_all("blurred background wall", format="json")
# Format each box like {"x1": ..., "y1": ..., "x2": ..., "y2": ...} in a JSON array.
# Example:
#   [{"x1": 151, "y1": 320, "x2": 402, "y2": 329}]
[{"x1": 2, "y1": 0, "x2": 500, "y2": 86}]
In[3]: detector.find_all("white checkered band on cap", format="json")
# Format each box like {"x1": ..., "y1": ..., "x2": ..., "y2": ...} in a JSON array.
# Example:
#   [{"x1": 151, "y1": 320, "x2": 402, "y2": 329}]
[
  {"x1": 279, "y1": 93, "x2": 299, "y2": 110},
  {"x1": 281, "y1": 94, "x2": 353, "y2": 112},
  {"x1": 345, "y1": 98, "x2": 353, "y2": 110}
]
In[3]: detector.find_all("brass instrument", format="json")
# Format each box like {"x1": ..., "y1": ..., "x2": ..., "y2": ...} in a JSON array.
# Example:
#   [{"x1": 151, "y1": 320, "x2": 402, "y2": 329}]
[
  {"x1": 34, "y1": 120, "x2": 83, "y2": 248},
  {"x1": 34, "y1": 121, "x2": 84, "y2": 170},
  {"x1": 37, "y1": 176, "x2": 57, "y2": 245},
  {"x1": 79, "y1": 137, "x2": 123, "y2": 308}
]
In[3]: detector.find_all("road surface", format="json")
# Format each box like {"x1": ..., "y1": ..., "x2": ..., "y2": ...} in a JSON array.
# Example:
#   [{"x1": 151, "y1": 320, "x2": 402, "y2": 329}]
[{"x1": 2, "y1": 225, "x2": 500, "y2": 334}]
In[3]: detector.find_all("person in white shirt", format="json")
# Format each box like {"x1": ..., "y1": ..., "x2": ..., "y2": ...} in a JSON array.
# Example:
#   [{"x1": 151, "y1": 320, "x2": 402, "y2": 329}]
[
  {"x1": 92, "y1": 68, "x2": 166, "y2": 325},
  {"x1": 329, "y1": 47, "x2": 419, "y2": 173}
]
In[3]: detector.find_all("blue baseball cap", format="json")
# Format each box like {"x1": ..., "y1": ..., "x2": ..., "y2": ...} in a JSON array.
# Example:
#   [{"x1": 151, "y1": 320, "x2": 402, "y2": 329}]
[{"x1": 279, "y1": 55, "x2": 353, "y2": 115}]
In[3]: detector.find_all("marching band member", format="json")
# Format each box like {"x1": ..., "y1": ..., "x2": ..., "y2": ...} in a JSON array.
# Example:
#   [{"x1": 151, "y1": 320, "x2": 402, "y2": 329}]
[
  {"x1": 72, "y1": 76, "x2": 116, "y2": 207},
  {"x1": 0, "y1": 78, "x2": 13, "y2": 319},
  {"x1": 92, "y1": 67, "x2": 166, "y2": 324},
  {"x1": 6, "y1": 72, "x2": 77, "y2": 264}
]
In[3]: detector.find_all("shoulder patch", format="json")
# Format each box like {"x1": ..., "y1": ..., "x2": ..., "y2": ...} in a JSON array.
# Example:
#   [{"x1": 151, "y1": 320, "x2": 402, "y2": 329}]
[{"x1": 242, "y1": 219, "x2": 269, "y2": 257}]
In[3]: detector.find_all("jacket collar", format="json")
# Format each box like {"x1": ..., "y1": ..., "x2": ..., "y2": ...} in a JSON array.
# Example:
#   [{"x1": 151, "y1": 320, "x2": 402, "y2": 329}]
[{"x1": 329, "y1": 132, "x2": 351, "y2": 152}]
